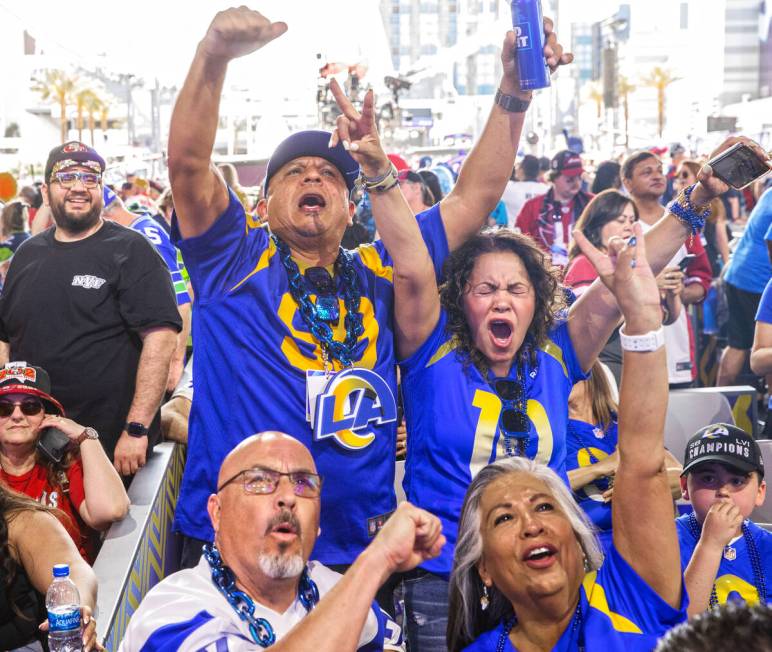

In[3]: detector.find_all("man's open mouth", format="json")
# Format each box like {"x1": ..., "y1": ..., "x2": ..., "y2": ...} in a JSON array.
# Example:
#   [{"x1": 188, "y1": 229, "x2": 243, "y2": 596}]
[{"x1": 298, "y1": 193, "x2": 326, "y2": 209}]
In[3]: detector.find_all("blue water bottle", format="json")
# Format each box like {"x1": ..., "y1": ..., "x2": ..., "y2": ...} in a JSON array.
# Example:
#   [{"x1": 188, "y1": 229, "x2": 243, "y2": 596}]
[{"x1": 511, "y1": 0, "x2": 551, "y2": 91}]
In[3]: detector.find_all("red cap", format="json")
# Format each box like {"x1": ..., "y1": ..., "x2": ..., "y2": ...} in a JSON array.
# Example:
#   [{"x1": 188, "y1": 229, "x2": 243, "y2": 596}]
[
  {"x1": 387, "y1": 154, "x2": 409, "y2": 172},
  {"x1": 550, "y1": 150, "x2": 584, "y2": 177}
]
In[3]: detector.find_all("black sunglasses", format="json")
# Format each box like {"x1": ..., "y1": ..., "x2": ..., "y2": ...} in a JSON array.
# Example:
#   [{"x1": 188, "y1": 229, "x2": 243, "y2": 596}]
[
  {"x1": 0, "y1": 399, "x2": 44, "y2": 418},
  {"x1": 492, "y1": 379, "x2": 529, "y2": 455},
  {"x1": 306, "y1": 267, "x2": 339, "y2": 325}
]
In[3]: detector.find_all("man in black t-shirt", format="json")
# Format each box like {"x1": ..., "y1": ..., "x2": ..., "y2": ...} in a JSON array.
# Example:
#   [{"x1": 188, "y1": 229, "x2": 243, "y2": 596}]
[{"x1": 0, "y1": 142, "x2": 181, "y2": 475}]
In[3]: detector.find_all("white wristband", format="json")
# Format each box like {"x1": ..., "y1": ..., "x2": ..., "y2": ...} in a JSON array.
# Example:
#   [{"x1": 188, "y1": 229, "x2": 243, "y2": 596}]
[{"x1": 619, "y1": 325, "x2": 665, "y2": 352}]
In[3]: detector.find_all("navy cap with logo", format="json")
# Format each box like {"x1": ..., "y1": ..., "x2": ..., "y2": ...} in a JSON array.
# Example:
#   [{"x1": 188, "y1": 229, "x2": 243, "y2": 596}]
[
  {"x1": 44, "y1": 141, "x2": 106, "y2": 185},
  {"x1": 263, "y1": 130, "x2": 359, "y2": 197},
  {"x1": 0, "y1": 363, "x2": 65, "y2": 416},
  {"x1": 550, "y1": 150, "x2": 584, "y2": 177},
  {"x1": 681, "y1": 423, "x2": 764, "y2": 479}
]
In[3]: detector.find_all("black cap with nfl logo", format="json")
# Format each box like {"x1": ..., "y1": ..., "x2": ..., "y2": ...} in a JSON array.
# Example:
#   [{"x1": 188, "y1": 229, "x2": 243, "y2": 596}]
[{"x1": 681, "y1": 423, "x2": 764, "y2": 479}]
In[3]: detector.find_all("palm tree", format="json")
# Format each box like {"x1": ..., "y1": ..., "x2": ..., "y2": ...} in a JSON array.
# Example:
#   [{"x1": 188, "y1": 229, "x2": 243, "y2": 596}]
[
  {"x1": 641, "y1": 67, "x2": 680, "y2": 139},
  {"x1": 77, "y1": 89, "x2": 106, "y2": 145},
  {"x1": 100, "y1": 104, "x2": 110, "y2": 135},
  {"x1": 618, "y1": 75, "x2": 635, "y2": 149},
  {"x1": 31, "y1": 69, "x2": 79, "y2": 144},
  {"x1": 588, "y1": 82, "x2": 604, "y2": 121}
]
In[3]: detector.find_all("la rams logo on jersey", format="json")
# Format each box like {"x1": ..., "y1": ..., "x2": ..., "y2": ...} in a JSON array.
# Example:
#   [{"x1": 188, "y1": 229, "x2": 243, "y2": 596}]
[{"x1": 313, "y1": 368, "x2": 397, "y2": 450}]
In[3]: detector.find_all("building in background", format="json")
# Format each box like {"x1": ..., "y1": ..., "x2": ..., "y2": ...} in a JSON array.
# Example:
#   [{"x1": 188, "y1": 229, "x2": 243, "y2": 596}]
[
  {"x1": 721, "y1": 0, "x2": 762, "y2": 105},
  {"x1": 571, "y1": 0, "x2": 768, "y2": 155}
]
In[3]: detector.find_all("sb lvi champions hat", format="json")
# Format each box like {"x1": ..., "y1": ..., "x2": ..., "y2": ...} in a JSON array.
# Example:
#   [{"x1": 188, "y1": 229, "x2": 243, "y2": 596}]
[{"x1": 681, "y1": 423, "x2": 764, "y2": 479}]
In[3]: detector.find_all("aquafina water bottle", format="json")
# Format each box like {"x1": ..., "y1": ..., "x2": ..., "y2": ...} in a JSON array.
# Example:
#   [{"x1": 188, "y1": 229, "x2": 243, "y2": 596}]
[
  {"x1": 46, "y1": 564, "x2": 82, "y2": 652},
  {"x1": 510, "y1": 0, "x2": 551, "y2": 91}
]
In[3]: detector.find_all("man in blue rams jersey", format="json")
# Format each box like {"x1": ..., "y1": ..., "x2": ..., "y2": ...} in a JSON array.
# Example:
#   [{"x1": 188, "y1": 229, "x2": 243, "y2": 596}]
[{"x1": 167, "y1": 5, "x2": 569, "y2": 574}]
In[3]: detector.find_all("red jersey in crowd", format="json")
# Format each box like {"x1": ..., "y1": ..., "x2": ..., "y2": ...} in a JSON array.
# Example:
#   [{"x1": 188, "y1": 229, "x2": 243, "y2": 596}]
[
  {"x1": 515, "y1": 188, "x2": 592, "y2": 267},
  {"x1": 1, "y1": 459, "x2": 99, "y2": 563}
]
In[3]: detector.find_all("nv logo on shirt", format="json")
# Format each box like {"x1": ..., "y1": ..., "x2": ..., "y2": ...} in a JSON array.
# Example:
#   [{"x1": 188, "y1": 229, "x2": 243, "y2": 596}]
[{"x1": 72, "y1": 274, "x2": 106, "y2": 290}]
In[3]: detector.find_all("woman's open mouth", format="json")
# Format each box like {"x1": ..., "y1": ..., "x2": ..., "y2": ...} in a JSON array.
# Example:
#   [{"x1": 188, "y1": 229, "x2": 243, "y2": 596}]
[{"x1": 489, "y1": 320, "x2": 513, "y2": 347}]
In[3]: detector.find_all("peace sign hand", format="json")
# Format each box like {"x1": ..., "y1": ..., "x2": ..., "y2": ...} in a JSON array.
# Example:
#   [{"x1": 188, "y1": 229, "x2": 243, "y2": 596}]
[
  {"x1": 328, "y1": 79, "x2": 391, "y2": 178},
  {"x1": 573, "y1": 222, "x2": 661, "y2": 328}
]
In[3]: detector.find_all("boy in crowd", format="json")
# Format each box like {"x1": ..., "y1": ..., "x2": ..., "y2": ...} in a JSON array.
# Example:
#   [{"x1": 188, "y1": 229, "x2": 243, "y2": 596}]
[{"x1": 675, "y1": 423, "x2": 771, "y2": 616}]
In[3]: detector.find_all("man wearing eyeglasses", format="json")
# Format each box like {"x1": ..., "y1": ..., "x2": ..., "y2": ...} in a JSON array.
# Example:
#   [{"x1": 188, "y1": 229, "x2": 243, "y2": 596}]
[
  {"x1": 0, "y1": 141, "x2": 182, "y2": 476},
  {"x1": 119, "y1": 431, "x2": 439, "y2": 651}
]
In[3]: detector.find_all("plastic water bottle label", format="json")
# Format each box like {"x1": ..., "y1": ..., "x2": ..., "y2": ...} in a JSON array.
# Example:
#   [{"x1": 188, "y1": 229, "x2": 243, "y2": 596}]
[
  {"x1": 48, "y1": 608, "x2": 80, "y2": 632},
  {"x1": 514, "y1": 23, "x2": 534, "y2": 50}
]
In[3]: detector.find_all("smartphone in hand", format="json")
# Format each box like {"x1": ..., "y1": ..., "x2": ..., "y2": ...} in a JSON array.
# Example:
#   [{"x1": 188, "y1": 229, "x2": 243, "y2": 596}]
[
  {"x1": 707, "y1": 143, "x2": 771, "y2": 190},
  {"x1": 36, "y1": 427, "x2": 72, "y2": 463}
]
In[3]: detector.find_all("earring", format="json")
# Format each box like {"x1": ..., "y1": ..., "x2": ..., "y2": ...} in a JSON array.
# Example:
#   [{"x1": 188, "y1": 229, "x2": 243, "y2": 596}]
[
  {"x1": 583, "y1": 556, "x2": 590, "y2": 573},
  {"x1": 480, "y1": 584, "x2": 490, "y2": 611}
]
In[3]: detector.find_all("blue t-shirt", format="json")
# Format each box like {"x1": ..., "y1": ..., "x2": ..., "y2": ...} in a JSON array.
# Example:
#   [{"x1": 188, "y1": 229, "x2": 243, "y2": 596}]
[
  {"x1": 724, "y1": 188, "x2": 772, "y2": 293},
  {"x1": 171, "y1": 189, "x2": 448, "y2": 563},
  {"x1": 131, "y1": 214, "x2": 191, "y2": 306},
  {"x1": 756, "y1": 277, "x2": 772, "y2": 323},
  {"x1": 565, "y1": 418, "x2": 618, "y2": 535},
  {"x1": 675, "y1": 515, "x2": 772, "y2": 606},
  {"x1": 463, "y1": 545, "x2": 687, "y2": 652},
  {"x1": 400, "y1": 312, "x2": 587, "y2": 579}
]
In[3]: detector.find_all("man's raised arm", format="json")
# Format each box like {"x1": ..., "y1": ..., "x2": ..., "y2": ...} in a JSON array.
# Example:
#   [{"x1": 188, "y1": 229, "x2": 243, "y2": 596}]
[
  {"x1": 439, "y1": 19, "x2": 571, "y2": 251},
  {"x1": 275, "y1": 502, "x2": 444, "y2": 652},
  {"x1": 168, "y1": 7, "x2": 287, "y2": 238}
]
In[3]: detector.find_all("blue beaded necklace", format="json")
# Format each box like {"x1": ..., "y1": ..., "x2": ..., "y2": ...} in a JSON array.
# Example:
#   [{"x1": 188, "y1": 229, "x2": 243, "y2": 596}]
[
  {"x1": 496, "y1": 599, "x2": 584, "y2": 652},
  {"x1": 204, "y1": 543, "x2": 320, "y2": 647},
  {"x1": 686, "y1": 512, "x2": 766, "y2": 608},
  {"x1": 272, "y1": 235, "x2": 364, "y2": 368}
]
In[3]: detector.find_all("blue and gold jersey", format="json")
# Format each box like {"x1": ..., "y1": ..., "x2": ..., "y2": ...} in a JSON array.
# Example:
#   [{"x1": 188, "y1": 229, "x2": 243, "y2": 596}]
[
  {"x1": 565, "y1": 418, "x2": 618, "y2": 535},
  {"x1": 172, "y1": 189, "x2": 448, "y2": 563},
  {"x1": 130, "y1": 214, "x2": 191, "y2": 306},
  {"x1": 464, "y1": 545, "x2": 688, "y2": 651},
  {"x1": 676, "y1": 515, "x2": 772, "y2": 606},
  {"x1": 400, "y1": 311, "x2": 587, "y2": 579}
]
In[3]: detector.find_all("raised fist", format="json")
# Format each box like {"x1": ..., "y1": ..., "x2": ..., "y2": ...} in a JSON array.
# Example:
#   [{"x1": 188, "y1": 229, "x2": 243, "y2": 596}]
[
  {"x1": 200, "y1": 7, "x2": 288, "y2": 62},
  {"x1": 370, "y1": 502, "x2": 445, "y2": 575}
]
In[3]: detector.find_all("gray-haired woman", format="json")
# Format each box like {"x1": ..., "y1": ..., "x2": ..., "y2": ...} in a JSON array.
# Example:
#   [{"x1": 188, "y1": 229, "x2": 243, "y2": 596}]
[{"x1": 447, "y1": 224, "x2": 687, "y2": 651}]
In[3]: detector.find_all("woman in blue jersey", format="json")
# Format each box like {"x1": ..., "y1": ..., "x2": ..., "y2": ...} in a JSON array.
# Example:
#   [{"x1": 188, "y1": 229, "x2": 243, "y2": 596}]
[
  {"x1": 565, "y1": 363, "x2": 684, "y2": 550},
  {"x1": 447, "y1": 227, "x2": 687, "y2": 652}
]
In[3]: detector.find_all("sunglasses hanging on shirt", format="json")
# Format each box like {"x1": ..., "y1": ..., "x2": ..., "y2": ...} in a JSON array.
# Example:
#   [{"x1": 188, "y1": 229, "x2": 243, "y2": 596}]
[
  {"x1": 492, "y1": 375, "x2": 530, "y2": 457},
  {"x1": 305, "y1": 267, "x2": 340, "y2": 325}
]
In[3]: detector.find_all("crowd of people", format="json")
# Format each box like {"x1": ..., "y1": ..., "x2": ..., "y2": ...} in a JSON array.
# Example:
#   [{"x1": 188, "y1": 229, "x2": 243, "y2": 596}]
[{"x1": 0, "y1": 5, "x2": 771, "y2": 652}]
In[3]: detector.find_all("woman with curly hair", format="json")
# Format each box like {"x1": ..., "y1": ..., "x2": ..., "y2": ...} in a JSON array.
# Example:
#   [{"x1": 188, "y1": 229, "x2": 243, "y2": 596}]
[
  {"x1": 1, "y1": 484, "x2": 99, "y2": 650},
  {"x1": 0, "y1": 364, "x2": 129, "y2": 564}
]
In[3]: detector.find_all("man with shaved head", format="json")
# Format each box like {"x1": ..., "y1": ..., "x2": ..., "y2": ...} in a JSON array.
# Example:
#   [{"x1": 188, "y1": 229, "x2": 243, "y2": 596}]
[{"x1": 120, "y1": 432, "x2": 445, "y2": 651}]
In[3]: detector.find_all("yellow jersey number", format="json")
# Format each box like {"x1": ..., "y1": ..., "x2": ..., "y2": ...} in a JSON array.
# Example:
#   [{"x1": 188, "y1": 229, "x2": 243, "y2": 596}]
[{"x1": 469, "y1": 389, "x2": 554, "y2": 478}]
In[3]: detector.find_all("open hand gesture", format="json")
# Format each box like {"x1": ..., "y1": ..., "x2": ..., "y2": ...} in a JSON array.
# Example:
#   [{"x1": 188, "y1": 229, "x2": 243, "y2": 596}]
[
  {"x1": 573, "y1": 222, "x2": 660, "y2": 325},
  {"x1": 328, "y1": 79, "x2": 389, "y2": 177},
  {"x1": 200, "y1": 7, "x2": 288, "y2": 62}
]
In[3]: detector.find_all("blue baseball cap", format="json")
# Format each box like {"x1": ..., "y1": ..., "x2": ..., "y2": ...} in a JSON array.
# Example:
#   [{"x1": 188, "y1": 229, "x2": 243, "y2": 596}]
[{"x1": 263, "y1": 130, "x2": 359, "y2": 197}]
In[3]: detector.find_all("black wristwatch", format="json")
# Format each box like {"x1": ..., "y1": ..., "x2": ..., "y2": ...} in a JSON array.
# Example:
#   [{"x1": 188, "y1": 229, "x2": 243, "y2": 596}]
[
  {"x1": 494, "y1": 88, "x2": 531, "y2": 113},
  {"x1": 125, "y1": 421, "x2": 149, "y2": 437}
]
